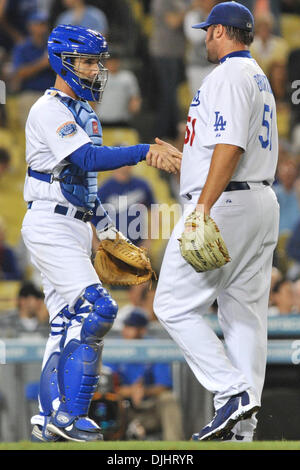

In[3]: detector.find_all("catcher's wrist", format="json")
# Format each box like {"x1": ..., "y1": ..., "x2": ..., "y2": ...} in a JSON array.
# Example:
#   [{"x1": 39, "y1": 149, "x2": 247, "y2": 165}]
[
  {"x1": 96, "y1": 223, "x2": 118, "y2": 241},
  {"x1": 96, "y1": 224, "x2": 131, "y2": 244}
]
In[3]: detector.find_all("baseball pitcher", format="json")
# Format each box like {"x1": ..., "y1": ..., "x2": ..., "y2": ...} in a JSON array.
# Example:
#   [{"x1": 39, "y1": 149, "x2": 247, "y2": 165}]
[{"x1": 154, "y1": 1, "x2": 279, "y2": 441}]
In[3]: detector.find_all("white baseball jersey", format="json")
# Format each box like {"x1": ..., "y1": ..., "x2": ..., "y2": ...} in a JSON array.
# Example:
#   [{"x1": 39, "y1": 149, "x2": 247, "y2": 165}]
[
  {"x1": 180, "y1": 54, "x2": 278, "y2": 197},
  {"x1": 24, "y1": 89, "x2": 91, "y2": 205}
]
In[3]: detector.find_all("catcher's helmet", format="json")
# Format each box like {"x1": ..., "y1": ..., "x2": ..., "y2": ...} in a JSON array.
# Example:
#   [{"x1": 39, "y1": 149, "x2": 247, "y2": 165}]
[{"x1": 48, "y1": 24, "x2": 109, "y2": 102}]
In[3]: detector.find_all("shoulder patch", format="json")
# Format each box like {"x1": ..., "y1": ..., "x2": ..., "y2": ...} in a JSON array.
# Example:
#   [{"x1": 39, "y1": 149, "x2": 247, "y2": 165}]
[{"x1": 56, "y1": 121, "x2": 77, "y2": 138}]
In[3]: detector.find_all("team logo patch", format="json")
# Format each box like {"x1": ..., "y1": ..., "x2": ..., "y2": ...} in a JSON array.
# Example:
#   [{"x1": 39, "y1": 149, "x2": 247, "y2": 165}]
[
  {"x1": 56, "y1": 121, "x2": 77, "y2": 138},
  {"x1": 191, "y1": 90, "x2": 201, "y2": 107},
  {"x1": 92, "y1": 120, "x2": 99, "y2": 134},
  {"x1": 214, "y1": 112, "x2": 227, "y2": 133}
]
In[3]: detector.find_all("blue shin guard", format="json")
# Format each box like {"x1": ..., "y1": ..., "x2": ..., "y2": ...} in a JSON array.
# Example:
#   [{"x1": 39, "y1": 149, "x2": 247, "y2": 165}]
[
  {"x1": 39, "y1": 352, "x2": 60, "y2": 416},
  {"x1": 34, "y1": 312, "x2": 67, "y2": 442},
  {"x1": 48, "y1": 284, "x2": 118, "y2": 441}
]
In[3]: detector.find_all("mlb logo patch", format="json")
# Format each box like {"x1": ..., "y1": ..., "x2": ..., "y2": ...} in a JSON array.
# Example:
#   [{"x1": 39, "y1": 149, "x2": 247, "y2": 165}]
[
  {"x1": 56, "y1": 121, "x2": 77, "y2": 138},
  {"x1": 92, "y1": 120, "x2": 99, "y2": 134}
]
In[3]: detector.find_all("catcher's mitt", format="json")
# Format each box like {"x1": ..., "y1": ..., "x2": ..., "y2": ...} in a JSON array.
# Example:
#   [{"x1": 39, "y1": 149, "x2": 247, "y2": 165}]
[
  {"x1": 94, "y1": 235, "x2": 156, "y2": 286},
  {"x1": 178, "y1": 209, "x2": 231, "y2": 272}
]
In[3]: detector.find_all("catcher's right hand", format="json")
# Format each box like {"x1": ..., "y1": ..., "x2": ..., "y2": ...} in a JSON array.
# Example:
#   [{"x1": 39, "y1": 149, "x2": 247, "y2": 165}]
[
  {"x1": 146, "y1": 138, "x2": 182, "y2": 174},
  {"x1": 178, "y1": 209, "x2": 231, "y2": 272}
]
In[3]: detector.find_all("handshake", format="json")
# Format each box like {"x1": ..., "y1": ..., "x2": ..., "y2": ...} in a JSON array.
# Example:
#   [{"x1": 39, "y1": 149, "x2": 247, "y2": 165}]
[{"x1": 146, "y1": 137, "x2": 182, "y2": 174}]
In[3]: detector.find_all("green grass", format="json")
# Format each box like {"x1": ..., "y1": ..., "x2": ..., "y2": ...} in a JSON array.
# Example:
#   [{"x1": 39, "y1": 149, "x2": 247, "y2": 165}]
[{"x1": 0, "y1": 441, "x2": 300, "y2": 450}]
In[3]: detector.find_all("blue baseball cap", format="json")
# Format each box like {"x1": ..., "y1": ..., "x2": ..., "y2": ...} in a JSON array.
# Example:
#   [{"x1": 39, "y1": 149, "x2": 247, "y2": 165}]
[
  {"x1": 192, "y1": 1, "x2": 254, "y2": 32},
  {"x1": 123, "y1": 309, "x2": 149, "y2": 328}
]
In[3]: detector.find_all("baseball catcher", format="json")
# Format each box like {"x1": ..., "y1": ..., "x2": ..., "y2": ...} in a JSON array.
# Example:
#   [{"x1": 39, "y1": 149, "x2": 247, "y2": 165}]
[{"x1": 22, "y1": 24, "x2": 181, "y2": 443}]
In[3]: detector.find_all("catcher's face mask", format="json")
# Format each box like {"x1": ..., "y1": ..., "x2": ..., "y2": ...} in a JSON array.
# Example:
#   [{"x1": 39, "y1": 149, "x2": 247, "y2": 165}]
[{"x1": 62, "y1": 52, "x2": 109, "y2": 102}]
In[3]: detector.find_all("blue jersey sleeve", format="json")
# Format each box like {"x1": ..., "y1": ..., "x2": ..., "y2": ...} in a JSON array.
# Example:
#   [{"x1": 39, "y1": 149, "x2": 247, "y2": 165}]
[{"x1": 67, "y1": 142, "x2": 150, "y2": 172}]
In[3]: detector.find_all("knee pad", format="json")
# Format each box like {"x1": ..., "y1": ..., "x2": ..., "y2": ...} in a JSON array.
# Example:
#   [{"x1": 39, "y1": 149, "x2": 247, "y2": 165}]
[{"x1": 79, "y1": 284, "x2": 118, "y2": 343}]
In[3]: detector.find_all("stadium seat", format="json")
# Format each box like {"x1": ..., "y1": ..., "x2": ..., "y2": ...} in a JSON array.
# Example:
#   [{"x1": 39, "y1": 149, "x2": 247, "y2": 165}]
[
  {"x1": 281, "y1": 14, "x2": 300, "y2": 50},
  {"x1": 5, "y1": 96, "x2": 22, "y2": 130},
  {"x1": 0, "y1": 128, "x2": 26, "y2": 174},
  {"x1": 102, "y1": 127, "x2": 139, "y2": 146},
  {"x1": 0, "y1": 281, "x2": 20, "y2": 312}
]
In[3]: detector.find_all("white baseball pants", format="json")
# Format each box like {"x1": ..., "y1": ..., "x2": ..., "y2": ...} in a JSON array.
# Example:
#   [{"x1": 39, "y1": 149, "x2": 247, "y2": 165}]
[
  {"x1": 21, "y1": 201, "x2": 100, "y2": 323},
  {"x1": 154, "y1": 184, "x2": 279, "y2": 437}
]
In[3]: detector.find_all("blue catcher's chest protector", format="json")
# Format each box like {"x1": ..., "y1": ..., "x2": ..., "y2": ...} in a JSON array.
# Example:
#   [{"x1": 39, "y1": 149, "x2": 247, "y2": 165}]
[{"x1": 56, "y1": 94, "x2": 103, "y2": 211}]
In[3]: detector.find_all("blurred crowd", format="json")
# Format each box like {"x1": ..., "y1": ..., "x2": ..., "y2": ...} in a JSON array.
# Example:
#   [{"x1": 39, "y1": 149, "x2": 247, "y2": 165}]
[
  {"x1": 0, "y1": 0, "x2": 300, "y2": 440},
  {"x1": 0, "y1": 0, "x2": 300, "y2": 325}
]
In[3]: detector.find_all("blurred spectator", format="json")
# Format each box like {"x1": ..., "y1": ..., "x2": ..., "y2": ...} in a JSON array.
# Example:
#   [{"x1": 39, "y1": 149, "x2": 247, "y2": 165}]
[
  {"x1": 0, "y1": 46, "x2": 7, "y2": 125},
  {"x1": 285, "y1": 220, "x2": 300, "y2": 280},
  {"x1": 269, "y1": 61, "x2": 290, "y2": 103},
  {"x1": 250, "y1": 11, "x2": 290, "y2": 77},
  {"x1": 292, "y1": 278, "x2": 300, "y2": 313},
  {"x1": 12, "y1": 11, "x2": 55, "y2": 127},
  {"x1": 281, "y1": 0, "x2": 300, "y2": 14},
  {"x1": 274, "y1": 158, "x2": 300, "y2": 235},
  {"x1": 0, "y1": 217, "x2": 22, "y2": 281},
  {"x1": 104, "y1": 310, "x2": 183, "y2": 440},
  {"x1": 115, "y1": 298, "x2": 148, "y2": 327},
  {"x1": 0, "y1": 147, "x2": 10, "y2": 179},
  {"x1": 96, "y1": 48, "x2": 142, "y2": 127},
  {"x1": 113, "y1": 282, "x2": 166, "y2": 336},
  {"x1": 269, "y1": 266, "x2": 283, "y2": 307},
  {"x1": 268, "y1": 278, "x2": 296, "y2": 315},
  {"x1": 97, "y1": 165, "x2": 156, "y2": 249},
  {"x1": 55, "y1": 0, "x2": 108, "y2": 35},
  {"x1": 183, "y1": 0, "x2": 218, "y2": 97},
  {"x1": 0, "y1": 0, "x2": 37, "y2": 52},
  {"x1": 51, "y1": 0, "x2": 137, "y2": 55},
  {"x1": 288, "y1": 48, "x2": 300, "y2": 153},
  {"x1": 37, "y1": 0, "x2": 53, "y2": 14},
  {"x1": 0, "y1": 281, "x2": 48, "y2": 337},
  {"x1": 268, "y1": 60, "x2": 291, "y2": 140},
  {"x1": 149, "y1": 0, "x2": 187, "y2": 140},
  {"x1": 238, "y1": 0, "x2": 281, "y2": 22}
]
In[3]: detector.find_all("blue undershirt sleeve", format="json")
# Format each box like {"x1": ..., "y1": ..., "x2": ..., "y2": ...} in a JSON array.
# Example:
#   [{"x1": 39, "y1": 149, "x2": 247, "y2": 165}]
[{"x1": 67, "y1": 142, "x2": 150, "y2": 171}]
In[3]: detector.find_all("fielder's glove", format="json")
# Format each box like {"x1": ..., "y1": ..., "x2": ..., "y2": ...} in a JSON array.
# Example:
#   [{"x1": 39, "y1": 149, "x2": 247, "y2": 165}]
[
  {"x1": 178, "y1": 210, "x2": 231, "y2": 272},
  {"x1": 94, "y1": 224, "x2": 156, "y2": 286}
]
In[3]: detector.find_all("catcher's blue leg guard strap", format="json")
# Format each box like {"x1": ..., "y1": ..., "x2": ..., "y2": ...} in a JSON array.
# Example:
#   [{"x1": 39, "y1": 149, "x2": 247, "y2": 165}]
[
  {"x1": 54, "y1": 284, "x2": 118, "y2": 426},
  {"x1": 39, "y1": 310, "x2": 67, "y2": 417},
  {"x1": 39, "y1": 351, "x2": 60, "y2": 417}
]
